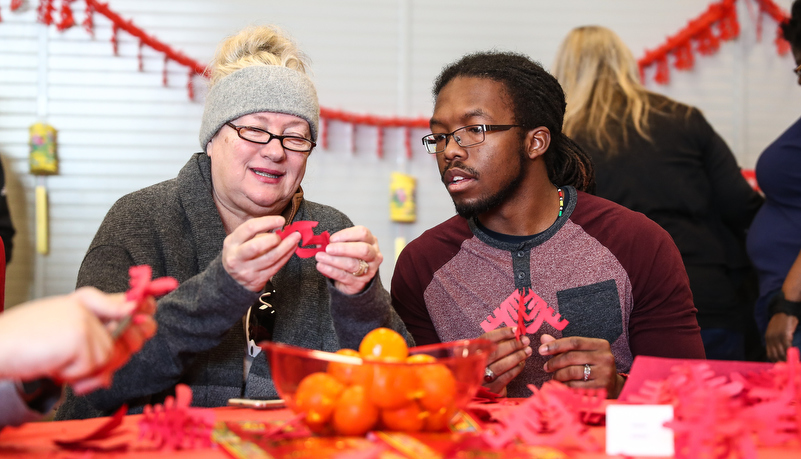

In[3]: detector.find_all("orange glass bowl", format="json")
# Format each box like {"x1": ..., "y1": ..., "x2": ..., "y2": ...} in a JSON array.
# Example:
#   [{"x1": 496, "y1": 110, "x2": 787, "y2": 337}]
[{"x1": 261, "y1": 338, "x2": 496, "y2": 435}]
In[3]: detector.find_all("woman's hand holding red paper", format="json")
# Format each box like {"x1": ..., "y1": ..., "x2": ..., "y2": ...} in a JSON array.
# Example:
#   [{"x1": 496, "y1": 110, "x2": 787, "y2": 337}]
[
  {"x1": 538, "y1": 334, "x2": 625, "y2": 398},
  {"x1": 478, "y1": 326, "x2": 533, "y2": 396},
  {"x1": 315, "y1": 225, "x2": 382, "y2": 295},
  {"x1": 222, "y1": 216, "x2": 302, "y2": 292}
]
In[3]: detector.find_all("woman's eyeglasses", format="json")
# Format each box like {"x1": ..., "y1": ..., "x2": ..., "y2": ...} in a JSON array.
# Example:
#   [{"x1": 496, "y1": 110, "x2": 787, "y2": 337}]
[{"x1": 226, "y1": 123, "x2": 316, "y2": 153}]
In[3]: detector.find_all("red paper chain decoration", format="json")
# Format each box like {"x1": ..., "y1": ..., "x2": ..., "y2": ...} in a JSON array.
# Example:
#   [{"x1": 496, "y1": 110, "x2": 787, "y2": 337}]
[
  {"x1": 56, "y1": 0, "x2": 75, "y2": 31},
  {"x1": 4, "y1": 0, "x2": 792, "y2": 157}
]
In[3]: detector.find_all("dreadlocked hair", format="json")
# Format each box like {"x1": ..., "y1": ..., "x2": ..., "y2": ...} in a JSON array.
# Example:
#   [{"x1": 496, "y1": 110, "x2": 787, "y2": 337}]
[
  {"x1": 433, "y1": 51, "x2": 595, "y2": 193},
  {"x1": 781, "y1": 0, "x2": 801, "y2": 50}
]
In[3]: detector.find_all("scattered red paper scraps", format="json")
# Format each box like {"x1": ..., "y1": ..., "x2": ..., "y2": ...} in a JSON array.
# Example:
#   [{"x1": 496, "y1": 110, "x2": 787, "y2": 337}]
[
  {"x1": 138, "y1": 384, "x2": 216, "y2": 450},
  {"x1": 53, "y1": 385, "x2": 215, "y2": 452},
  {"x1": 276, "y1": 220, "x2": 330, "y2": 258},
  {"x1": 479, "y1": 381, "x2": 604, "y2": 452},
  {"x1": 626, "y1": 347, "x2": 801, "y2": 459},
  {"x1": 54, "y1": 404, "x2": 130, "y2": 451}
]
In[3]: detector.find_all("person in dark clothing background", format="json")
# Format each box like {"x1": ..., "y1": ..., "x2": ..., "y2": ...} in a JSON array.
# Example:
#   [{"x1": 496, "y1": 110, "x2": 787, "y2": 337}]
[
  {"x1": 748, "y1": 0, "x2": 801, "y2": 363},
  {"x1": 552, "y1": 26, "x2": 764, "y2": 361},
  {"x1": 0, "y1": 159, "x2": 15, "y2": 263}
]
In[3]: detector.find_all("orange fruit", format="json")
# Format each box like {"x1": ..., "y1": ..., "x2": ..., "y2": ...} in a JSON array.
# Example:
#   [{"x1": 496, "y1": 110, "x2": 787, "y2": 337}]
[
  {"x1": 359, "y1": 328, "x2": 408, "y2": 360},
  {"x1": 327, "y1": 348, "x2": 372, "y2": 387},
  {"x1": 369, "y1": 360, "x2": 418, "y2": 409},
  {"x1": 381, "y1": 401, "x2": 425, "y2": 432},
  {"x1": 295, "y1": 372, "x2": 344, "y2": 428},
  {"x1": 405, "y1": 354, "x2": 436, "y2": 364},
  {"x1": 417, "y1": 364, "x2": 456, "y2": 411},
  {"x1": 332, "y1": 385, "x2": 379, "y2": 436},
  {"x1": 424, "y1": 405, "x2": 456, "y2": 431}
]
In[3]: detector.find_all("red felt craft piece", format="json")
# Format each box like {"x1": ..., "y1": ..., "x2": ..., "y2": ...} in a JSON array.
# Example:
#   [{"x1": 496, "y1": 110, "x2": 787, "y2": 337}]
[
  {"x1": 138, "y1": 384, "x2": 216, "y2": 450},
  {"x1": 276, "y1": 220, "x2": 331, "y2": 258}
]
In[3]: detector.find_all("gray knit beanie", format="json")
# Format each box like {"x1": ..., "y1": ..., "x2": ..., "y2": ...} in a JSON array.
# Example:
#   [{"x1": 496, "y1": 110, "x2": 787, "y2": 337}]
[{"x1": 199, "y1": 65, "x2": 320, "y2": 151}]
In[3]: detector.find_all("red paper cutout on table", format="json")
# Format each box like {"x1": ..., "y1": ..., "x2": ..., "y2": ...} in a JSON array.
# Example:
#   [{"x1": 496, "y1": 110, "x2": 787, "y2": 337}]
[
  {"x1": 276, "y1": 220, "x2": 330, "y2": 258},
  {"x1": 625, "y1": 347, "x2": 801, "y2": 459},
  {"x1": 481, "y1": 289, "x2": 568, "y2": 337},
  {"x1": 479, "y1": 381, "x2": 604, "y2": 452},
  {"x1": 138, "y1": 384, "x2": 216, "y2": 450}
]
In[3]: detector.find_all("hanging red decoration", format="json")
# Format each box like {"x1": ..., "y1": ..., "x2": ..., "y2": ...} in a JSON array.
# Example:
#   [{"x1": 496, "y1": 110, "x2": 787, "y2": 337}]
[
  {"x1": 753, "y1": 0, "x2": 792, "y2": 55},
  {"x1": 5, "y1": 0, "x2": 793, "y2": 158},
  {"x1": 56, "y1": 0, "x2": 75, "y2": 31},
  {"x1": 638, "y1": 0, "x2": 739, "y2": 84},
  {"x1": 37, "y1": 0, "x2": 55, "y2": 25},
  {"x1": 82, "y1": 0, "x2": 93, "y2": 37}
]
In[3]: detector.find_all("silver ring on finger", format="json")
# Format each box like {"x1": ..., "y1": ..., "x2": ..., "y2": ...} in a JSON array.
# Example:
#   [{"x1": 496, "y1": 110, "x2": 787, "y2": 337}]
[
  {"x1": 583, "y1": 363, "x2": 591, "y2": 382},
  {"x1": 351, "y1": 259, "x2": 369, "y2": 277},
  {"x1": 484, "y1": 366, "x2": 496, "y2": 383}
]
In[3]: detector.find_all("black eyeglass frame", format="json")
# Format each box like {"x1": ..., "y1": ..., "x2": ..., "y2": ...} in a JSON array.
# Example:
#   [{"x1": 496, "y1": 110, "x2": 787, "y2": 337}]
[
  {"x1": 226, "y1": 122, "x2": 316, "y2": 153},
  {"x1": 421, "y1": 124, "x2": 521, "y2": 154}
]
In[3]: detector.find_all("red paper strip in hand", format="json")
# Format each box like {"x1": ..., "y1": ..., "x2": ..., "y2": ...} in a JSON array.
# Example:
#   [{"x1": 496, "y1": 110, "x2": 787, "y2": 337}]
[
  {"x1": 112, "y1": 265, "x2": 178, "y2": 339},
  {"x1": 276, "y1": 220, "x2": 330, "y2": 258}
]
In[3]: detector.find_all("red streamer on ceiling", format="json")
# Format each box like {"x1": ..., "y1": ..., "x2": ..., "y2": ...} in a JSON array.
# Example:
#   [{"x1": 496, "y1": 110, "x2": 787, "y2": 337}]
[{"x1": 4, "y1": 0, "x2": 792, "y2": 158}]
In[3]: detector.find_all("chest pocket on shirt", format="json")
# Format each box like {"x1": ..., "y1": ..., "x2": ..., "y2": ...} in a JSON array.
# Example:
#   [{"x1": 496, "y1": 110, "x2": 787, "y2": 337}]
[{"x1": 557, "y1": 279, "x2": 622, "y2": 344}]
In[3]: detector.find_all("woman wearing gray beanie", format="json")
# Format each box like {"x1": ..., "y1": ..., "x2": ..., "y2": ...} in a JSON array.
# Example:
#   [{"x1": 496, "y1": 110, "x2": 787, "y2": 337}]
[{"x1": 55, "y1": 25, "x2": 412, "y2": 420}]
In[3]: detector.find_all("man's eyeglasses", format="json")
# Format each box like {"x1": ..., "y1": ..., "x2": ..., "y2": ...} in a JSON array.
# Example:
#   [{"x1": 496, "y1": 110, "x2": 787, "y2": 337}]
[
  {"x1": 421, "y1": 124, "x2": 521, "y2": 154},
  {"x1": 226, "y1": 122, "x2": 316, "y2": 153},
  {"x1": 795, "y1": 63, "x2": 801, "y2": 77}
]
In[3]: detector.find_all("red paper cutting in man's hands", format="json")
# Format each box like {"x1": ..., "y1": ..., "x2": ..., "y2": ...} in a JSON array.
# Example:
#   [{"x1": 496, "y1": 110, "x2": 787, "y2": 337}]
[{"x1": 276, "y1": 220, "x2": 330, "y2": 258}]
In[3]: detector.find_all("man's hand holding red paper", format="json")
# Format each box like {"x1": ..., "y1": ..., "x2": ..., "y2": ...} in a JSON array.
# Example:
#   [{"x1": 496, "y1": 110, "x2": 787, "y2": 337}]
[
  {"x1": 478, "y1": 326, "x2": 532, "y2": 396},
  {"x1": 539, "y1": 334, "x2": 625, "y2": 398}
]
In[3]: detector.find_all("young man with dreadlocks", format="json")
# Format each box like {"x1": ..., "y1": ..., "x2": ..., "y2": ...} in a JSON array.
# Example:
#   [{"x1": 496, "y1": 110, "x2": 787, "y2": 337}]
[{"x1": 391, "y1": 51, "x2": 705, "y2": 399}]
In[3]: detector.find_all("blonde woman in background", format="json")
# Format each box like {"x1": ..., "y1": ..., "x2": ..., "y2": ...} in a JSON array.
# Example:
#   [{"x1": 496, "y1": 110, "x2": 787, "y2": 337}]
[
  {"x1": 552, "y1": 26, "x2": 764, "y2": 361},
  {"x1": 56, "y1": 25, "x2": 411, "y2": 420}
]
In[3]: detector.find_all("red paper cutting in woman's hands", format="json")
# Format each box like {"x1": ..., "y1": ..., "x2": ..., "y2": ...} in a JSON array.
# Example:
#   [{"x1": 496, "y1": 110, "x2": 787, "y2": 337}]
[{"x1": 276, "y1": 220, "x2": 330, "y2": 258}]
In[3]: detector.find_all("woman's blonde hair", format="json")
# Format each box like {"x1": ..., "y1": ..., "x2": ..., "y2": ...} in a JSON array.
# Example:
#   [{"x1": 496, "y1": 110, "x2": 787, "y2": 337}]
[
  {"x1": 552, "y1": 26, "x2": 652, "y2": 155},
  {"x1": 207, "y1": 25, "x2": 310, "y2": 86}
]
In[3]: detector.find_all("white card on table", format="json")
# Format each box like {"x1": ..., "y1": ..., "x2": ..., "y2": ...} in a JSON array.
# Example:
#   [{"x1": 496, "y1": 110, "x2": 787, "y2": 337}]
[{"x1": 606, "y1": 404, "x2": 674, "y2": 457}]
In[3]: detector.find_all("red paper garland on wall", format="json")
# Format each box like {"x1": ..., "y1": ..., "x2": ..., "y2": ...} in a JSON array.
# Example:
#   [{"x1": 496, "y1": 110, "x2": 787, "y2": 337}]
[{"x1": 1, "y1": 0, "x2": 792, "y2": 158}]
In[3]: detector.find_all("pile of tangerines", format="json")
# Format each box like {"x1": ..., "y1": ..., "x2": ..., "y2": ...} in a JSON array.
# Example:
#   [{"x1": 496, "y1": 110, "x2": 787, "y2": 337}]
[{"x1": 293, "y1": 327, "x2": 458, "y2": 436}]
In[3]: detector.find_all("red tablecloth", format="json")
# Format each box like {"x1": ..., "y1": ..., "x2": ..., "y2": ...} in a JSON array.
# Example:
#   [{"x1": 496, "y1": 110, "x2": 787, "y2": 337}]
[{"x1": 1, "y1": 405, "x2": 799, "y2": 458}]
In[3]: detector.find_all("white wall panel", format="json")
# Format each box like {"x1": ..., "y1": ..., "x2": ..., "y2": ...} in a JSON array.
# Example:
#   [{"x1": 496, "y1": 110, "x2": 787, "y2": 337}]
[{"x1": 0, "y1": 0, "x2": 798, "y2": 307}]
